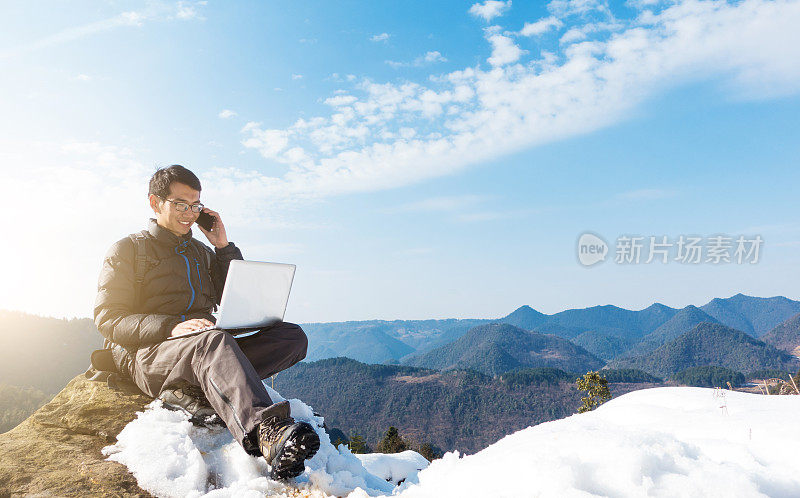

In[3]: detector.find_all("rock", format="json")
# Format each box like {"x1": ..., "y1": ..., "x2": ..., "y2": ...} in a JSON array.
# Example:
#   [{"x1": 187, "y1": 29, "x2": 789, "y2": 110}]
[{"x1": 0, "y1": 374, "x2": 154, "y2": 497}]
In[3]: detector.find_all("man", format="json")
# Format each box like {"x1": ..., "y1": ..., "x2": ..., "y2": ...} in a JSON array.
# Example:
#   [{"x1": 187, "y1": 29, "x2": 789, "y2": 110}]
[{"x1": 93, "y1": 164, "x2": 319, "y2": 480}]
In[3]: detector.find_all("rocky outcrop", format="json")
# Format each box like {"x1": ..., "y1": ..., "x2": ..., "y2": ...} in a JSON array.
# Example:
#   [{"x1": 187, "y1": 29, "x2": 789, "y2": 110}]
[{"x1": 0, "y1": 374, "x2": 152, "y2": 497}]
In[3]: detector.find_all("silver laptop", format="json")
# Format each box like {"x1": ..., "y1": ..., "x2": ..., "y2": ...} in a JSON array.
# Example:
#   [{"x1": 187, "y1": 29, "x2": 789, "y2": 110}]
[{"x1": 165, "y1": 260, "x2": 296, "y2": 340}]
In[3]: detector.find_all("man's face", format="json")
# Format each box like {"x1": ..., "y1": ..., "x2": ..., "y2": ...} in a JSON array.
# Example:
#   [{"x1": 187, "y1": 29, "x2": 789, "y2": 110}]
[{"x1": 149, "y1": 182, "x2": 201, "y2": 236}]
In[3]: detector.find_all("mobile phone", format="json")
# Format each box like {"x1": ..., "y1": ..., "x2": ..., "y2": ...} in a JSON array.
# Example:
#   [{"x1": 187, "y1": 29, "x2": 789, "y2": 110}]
[{"x1": 197, "y1": 211, "x2": 216, "y2": 231}]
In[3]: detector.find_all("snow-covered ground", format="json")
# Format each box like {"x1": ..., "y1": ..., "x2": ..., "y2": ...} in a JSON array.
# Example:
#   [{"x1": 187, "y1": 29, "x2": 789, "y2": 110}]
[{"x1": 103, "y1": 385, "x2": 800, "y2": 498}]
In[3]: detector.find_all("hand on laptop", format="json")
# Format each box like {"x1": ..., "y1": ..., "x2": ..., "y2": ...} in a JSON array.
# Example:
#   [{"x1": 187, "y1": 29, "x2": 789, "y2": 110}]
[
  {"x1": 197, "y1": 208, "x2": 229, "y2": 249},
  {"x1": 171, "y1": 318, "x2": 215, "y2": 337}
]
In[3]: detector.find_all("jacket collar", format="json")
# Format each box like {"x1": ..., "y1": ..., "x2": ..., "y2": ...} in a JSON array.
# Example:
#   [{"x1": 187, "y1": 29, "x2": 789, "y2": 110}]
[{"x1": 147, "y1": 218, "x2": 193, "y2": 246}]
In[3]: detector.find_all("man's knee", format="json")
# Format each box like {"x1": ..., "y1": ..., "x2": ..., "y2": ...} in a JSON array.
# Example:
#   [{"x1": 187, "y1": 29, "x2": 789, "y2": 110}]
[
  {"x1": 281, "y1": 322, "x2": 308, "y2": 361},
  {"x1": 197, "y1": 329, "x2": 236, "y2": 353}
]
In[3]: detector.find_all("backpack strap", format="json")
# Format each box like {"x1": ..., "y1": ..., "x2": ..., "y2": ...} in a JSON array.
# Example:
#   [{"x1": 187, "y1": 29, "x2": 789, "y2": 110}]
[{"x1": 129, "y1": 232, "x2": 150, "y2": 309}]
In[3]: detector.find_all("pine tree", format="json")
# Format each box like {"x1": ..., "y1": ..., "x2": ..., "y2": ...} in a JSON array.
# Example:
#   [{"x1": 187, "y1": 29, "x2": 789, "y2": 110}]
[
  {"x1": 378, "y1": 426, "x2": 409, "y2": 454},
  {"x1": 348, "y1": 431, "x2": 370, "y2": 454},
  {"x1": 576, "y1": 371, "x2": 612, "y2": 413},
  {"x1": 418, "y1": 442, "x2": 439, "y2": 461}
]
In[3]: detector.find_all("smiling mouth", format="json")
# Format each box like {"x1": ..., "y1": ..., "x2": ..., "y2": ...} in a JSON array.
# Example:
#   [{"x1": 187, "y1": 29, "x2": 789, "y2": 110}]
[{"x1": 179, "y1": 221, "x2": 193, "y2": 226}]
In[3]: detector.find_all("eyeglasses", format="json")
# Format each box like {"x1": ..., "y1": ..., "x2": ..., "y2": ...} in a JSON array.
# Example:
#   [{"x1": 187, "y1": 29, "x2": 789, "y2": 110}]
[{"x1": 161, "y1": 197, "x2": 204, "y2": 213}]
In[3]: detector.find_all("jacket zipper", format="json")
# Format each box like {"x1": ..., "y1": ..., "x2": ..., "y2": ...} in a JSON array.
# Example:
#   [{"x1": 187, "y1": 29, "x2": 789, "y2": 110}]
[
  {"x1": 175, "y1": 241, "x2": 196, "y2": 313},
  {"x1": 195, "y1": 260, "x2": 203, "y2": 294}
]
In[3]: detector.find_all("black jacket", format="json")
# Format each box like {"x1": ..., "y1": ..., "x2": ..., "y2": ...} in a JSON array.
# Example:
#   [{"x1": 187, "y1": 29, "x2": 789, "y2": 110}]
[{"x1": 94, "y1": 218, "x2": 243, "y2": 349}]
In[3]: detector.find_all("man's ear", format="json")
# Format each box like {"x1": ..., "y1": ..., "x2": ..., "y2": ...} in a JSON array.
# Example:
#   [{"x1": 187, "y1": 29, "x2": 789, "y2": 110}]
[{"x1": 149, "y1": 194, "x2": 162, "y2": 214}]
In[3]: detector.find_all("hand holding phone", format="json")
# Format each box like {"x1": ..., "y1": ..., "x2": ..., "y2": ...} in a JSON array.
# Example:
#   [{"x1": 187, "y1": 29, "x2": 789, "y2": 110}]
[
  {"x1": 197, "y1": 211, "x2": 216, "y2": 231},
  {"x1": 197, "y1": 208, "x2": 229, "y2": 249}
]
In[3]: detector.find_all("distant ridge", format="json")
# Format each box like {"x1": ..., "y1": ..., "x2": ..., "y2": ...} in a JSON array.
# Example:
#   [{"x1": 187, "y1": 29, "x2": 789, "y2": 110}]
[
  {"x1": 623, "y1": 305, "x2": 719, "y2": 357},
  {"x1": 611, "y1": 322, "x2": 800, "y2": 378},
  {"x1": 302, "y1": 318, "x2": 490, "y2": 364},
  {"x1": 761, "y1": 312, "x2": 800, "y2": 355},
  {"x1": 501, "y1": 303, "x2": 679, "y2": 342},
  {"x1": 501, "y1": 305, "x2": 548, "y2": 330},
  {"x1": 404, "y1": 323, "x2": 604, "y2": 375},
  {"x1": 700, "y1": 294, "x2": 800, "y2": 337}
]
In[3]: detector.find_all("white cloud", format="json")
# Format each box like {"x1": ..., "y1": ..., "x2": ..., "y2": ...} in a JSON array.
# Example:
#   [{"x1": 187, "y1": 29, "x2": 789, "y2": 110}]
[
  {"x1": 548, "y1": 0, "x2": 612, "y2": 18},
  {"x1": 421, "y1": 51, "x2": 447, "y2": 63},
  {"x1": 520, "y1": 16, "x2": 564, "y2": 36},
  {"x1": 370, "y1": 33, "x2": 391, "y2": 42},
  {"x1": 324, "y1": 95, "x2": 358, "y2": 106},
  {"x1": 560, "y1": 27, "x2": 588, "y2": 43},
  {"x1": 486, "y1": 32, "x2": 526, "y2": 66},
  {"x1": 176, "y1": 1, "x2": 204, "y2": 20},
  {"x1": 227, "y1": 0, "x2": 800, "y2": 202},
  {"x1": 74, "y1": 74, "x2": 92, "y2": 82},
  {"x1": 218, "y1": 109, "x2": 237, "y2": 119},
  {"x1": 292, "y1": 74, "x2": 304, "y2": 80},
  {"x1": 240, "y1": 123, "x2": 290, "y2": 159},
  {"x1": 469, "y1": 1, "x2": 513, "y2": 22}
]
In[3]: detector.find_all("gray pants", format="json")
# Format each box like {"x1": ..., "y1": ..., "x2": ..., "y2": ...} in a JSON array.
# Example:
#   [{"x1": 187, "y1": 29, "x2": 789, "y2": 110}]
[{"x1": 127, "y1": 322, "x2": 307, "y2": 453}]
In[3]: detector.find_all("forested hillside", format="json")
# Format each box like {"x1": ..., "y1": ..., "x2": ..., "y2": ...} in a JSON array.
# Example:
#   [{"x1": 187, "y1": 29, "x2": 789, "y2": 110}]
[{"x1": 275, "y1": 357, "x2": 661, "y2": 453}]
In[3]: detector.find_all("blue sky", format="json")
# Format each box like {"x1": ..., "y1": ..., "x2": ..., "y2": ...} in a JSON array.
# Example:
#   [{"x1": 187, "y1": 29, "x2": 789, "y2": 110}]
[{"x1": 1, "y1": 0, "x2": 799, "y2": 322}]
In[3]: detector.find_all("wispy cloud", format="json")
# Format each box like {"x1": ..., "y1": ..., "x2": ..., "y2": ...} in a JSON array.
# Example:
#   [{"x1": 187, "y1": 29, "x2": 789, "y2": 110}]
[
  {"x1": 0, "y1": 1, "x2": 207, "y2": 59},
  {"x1": 218, "y1": 109, "x2": 237, "y2": 119},
  {"x1": 292, "y1": 74, "x2": 304, "y2": 80},
  {"x1": 370, "y1": 33, "x2": 391, "y2": 42},
  {"x1": 469, "y1": 1, "x2": 513, "y2": 22},
  {"x1": 386, "y1": 50, "x2": 448, "y2": 68},
  {"x1": 232, "y1": 0, "x2": 800, "y2": 204},
  {"x1": 519, "y1": 16, "x2": 563, "y2": 37}
]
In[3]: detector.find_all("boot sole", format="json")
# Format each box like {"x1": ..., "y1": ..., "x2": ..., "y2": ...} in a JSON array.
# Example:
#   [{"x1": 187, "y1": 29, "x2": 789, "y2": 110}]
[
  {"x1": 159, "y1": 401, "x2": 226, "y2": 428},
  {"x1": 269, "y1": 423, "x2": 321, "y2": 480}
]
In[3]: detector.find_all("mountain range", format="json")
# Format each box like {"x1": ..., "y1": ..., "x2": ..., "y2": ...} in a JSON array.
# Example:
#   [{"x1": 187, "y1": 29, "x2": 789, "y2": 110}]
[
  {"x1": 299, "y1": 294, "x2": 800, "y2": 365},
  {"x1": 2, "y1": 293, "x2": 798, "y2": 401}
]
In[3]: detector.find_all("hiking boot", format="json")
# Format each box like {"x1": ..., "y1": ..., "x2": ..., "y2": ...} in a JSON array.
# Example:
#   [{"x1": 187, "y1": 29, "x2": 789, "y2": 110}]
[
  {"x1": 158, "y1": 383, "x2": 225, "y2": 427},
  {"x1": 257, "y1": 402, "x2": 320, "y2": 480}
]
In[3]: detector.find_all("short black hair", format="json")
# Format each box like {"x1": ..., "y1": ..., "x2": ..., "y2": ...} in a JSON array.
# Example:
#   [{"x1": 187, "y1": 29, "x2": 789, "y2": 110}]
[{"x1": 148, "y1": 165, "x2": 202, "y2": 199}]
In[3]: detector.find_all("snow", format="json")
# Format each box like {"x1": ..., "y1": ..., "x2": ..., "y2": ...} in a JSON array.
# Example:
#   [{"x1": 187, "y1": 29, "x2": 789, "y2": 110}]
[
  {"x1": 102, "y1": 384, "x2": 417, "y2": 497},
  {"x1": 104, "y1": 385, "x2": 800, "y2": 498},
  {"x1": 355, "y1": 451, "x2": 430, "y2": 486},
  {"x1": 395, "y1": 387, "x2": 800, "y2": 498}
]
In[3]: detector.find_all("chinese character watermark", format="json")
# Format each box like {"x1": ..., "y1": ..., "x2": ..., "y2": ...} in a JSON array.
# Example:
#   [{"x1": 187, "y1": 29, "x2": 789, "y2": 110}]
[{"x1": 577, "y1": 232, "x2": 762, "y2": 267}]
